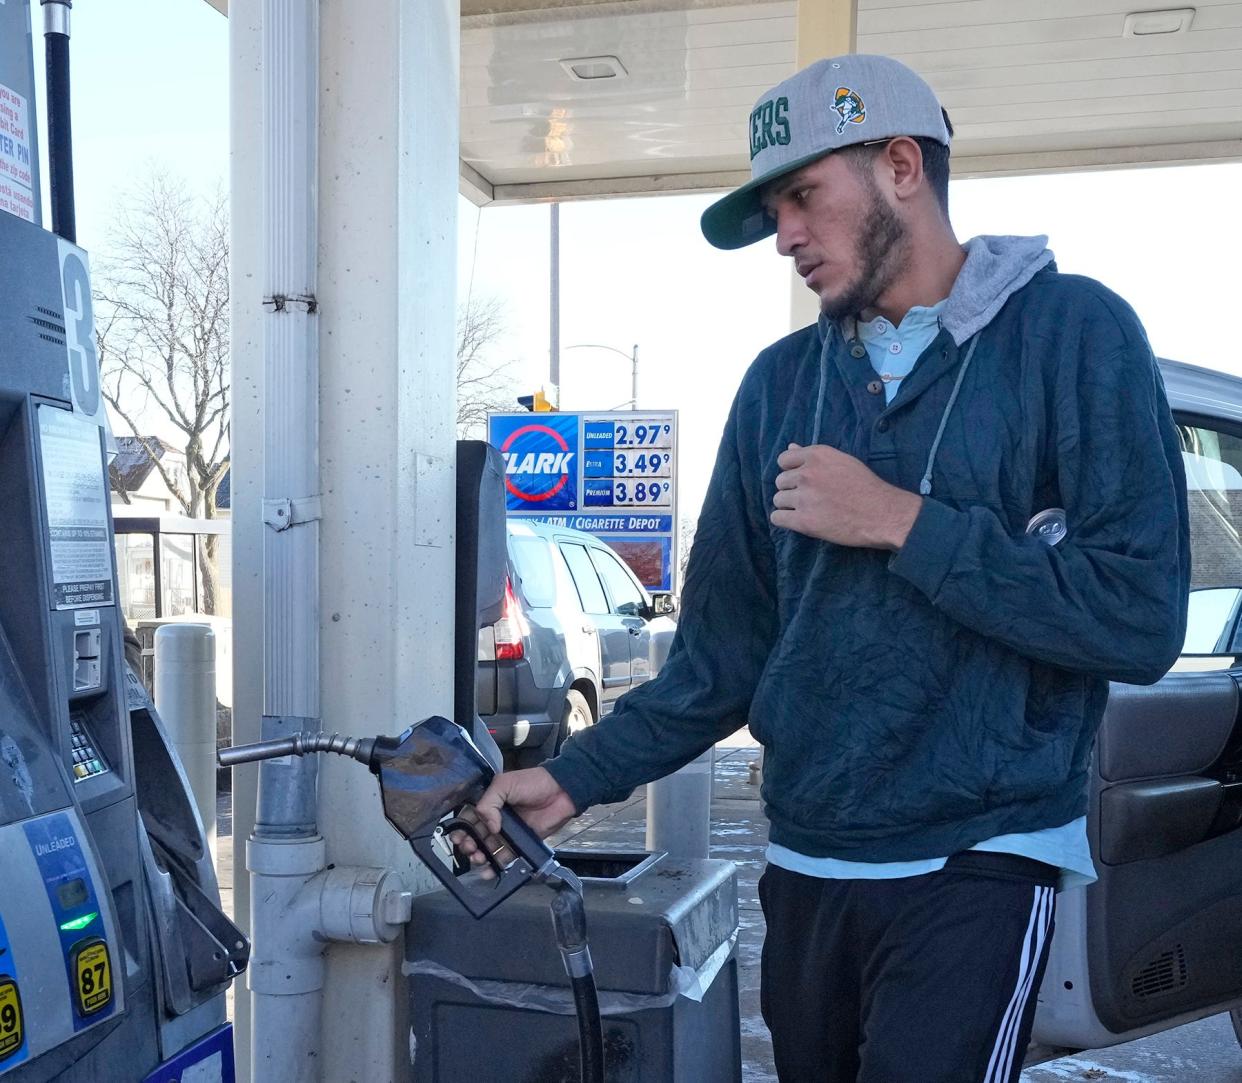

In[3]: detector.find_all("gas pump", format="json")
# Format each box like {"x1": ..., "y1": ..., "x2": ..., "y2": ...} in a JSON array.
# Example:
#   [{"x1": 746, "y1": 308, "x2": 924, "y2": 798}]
[{"x1": 0, "y1": 2, "x2": 246, "y2": 1078}]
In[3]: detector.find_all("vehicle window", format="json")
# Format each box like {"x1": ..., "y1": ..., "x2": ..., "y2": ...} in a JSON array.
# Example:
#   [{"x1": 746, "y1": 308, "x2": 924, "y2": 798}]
[
  {"x1": 589, "y1": 548, "x2": 647, "y2": 617},
  {"x1": 1178, "y1": 421, "x2": 1242, "y2": 660},
  {"x1": 559, "y1": 543, "x2": 609, "y2": 615},
  {"x1": 509, "y1": 534, "x2": 557, "y2": 608}
]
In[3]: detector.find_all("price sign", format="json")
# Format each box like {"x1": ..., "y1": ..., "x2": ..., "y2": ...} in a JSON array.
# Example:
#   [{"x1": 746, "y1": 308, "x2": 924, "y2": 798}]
[
  {"x1": 72, "y1": 940, "x2": 111, "y2": 1016},
  {"x1": 490, "y1": 409, "x2": 680, "y2": 591},
  {"x1": 0, "y1": 978, "x2": 22, "y2": 1061}
]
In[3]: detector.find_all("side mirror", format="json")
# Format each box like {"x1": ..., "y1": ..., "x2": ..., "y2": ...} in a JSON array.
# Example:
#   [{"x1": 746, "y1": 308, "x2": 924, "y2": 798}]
[{"x1": 651, "y1": 592, "x2": 677, "y2": 617}]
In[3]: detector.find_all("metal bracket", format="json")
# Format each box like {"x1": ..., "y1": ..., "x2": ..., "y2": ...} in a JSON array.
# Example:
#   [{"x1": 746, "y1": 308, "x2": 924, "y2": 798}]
[
  {"x1": 263, "y1": 496, "x2": 322, "y2": 532},
  {"x1": 262, "y1": 294, "x2": 319, "y2": 314}
]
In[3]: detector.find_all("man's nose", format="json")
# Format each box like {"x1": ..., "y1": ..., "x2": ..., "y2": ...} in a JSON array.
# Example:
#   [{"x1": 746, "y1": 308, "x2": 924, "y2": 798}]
[{"x1": 774, "y1": 208, "x2": 806, "y2": 257}]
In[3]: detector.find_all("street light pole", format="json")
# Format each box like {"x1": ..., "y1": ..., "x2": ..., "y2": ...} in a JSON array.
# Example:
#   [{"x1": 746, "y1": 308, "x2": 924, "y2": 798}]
[
  {"x1": 564, "y1": 342, "x2": 639, "y2": 410},
  {"x1": 549, "y1": 204, "x2": 560, "y2": 406}
]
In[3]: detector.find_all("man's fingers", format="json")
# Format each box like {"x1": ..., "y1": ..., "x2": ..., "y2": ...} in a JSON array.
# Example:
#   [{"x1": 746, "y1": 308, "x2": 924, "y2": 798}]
[
  {"x1": 774, "y1": 469, "x2": 800, "y2": 491},
  {"x1": 475, "y1": 780, "x2": 510, "y2": 837},
  {"x1": 772, "y1": 489, "x2": 798, "y2": 510},
  {"x1": 777, "y1": 446, "x2": 809, "y2": 470},
  {"x1": 770, "y1": 509, "x2": 798, "y2": 530},
  {"x1": 448, "y1": 829, "x2": 478, "y2": 855}
]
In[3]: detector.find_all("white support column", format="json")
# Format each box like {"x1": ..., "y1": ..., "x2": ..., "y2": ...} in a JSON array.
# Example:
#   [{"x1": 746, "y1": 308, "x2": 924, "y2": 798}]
[
  {"x1": 231, "y1": 1, "x2": 459, "y2": 1079},
  {"x1": 790, "y1": 0, "x2": 858, "y2": 331}
]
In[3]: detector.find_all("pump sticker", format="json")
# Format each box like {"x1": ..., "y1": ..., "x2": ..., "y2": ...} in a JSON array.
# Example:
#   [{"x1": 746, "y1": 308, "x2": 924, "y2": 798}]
[
  {"x1": 0, "y1": 911, "x2": 26, "y2": 1066},
  {"x1": 72, "y1": 940, "x2": 111, "y2": 1016},
  {"x1": 0, "y1": 83, "x2": 35, "y2": 223},
  {"x1": 0, "y1": 978, "x2": 24, "y2": 1061},
  {"x1": 37, "y1": 407, "x2": 116, "y2": 610}
]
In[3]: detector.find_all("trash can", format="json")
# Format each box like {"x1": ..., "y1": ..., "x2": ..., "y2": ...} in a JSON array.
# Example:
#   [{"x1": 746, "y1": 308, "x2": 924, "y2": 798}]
[{"x1": 405, "y1": 850, "x2": 741, "y2": 1083}]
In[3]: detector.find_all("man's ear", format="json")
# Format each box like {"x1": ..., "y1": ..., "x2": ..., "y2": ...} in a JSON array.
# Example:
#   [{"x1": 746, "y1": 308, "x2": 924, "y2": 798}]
[{"x1": 880, "y1": 137, "x2": 925, "y2": 202}]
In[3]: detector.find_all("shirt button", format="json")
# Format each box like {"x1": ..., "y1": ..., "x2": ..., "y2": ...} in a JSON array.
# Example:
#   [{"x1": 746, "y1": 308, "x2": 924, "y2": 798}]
[
  {"x1": 874, "y1": 320, "x2": 888, "y2": 334},
  {"x1": 851, "y1": 344, "x2": 867, "y2": 358},
  {"x1": 889, "y1": 341, "x2": 902, "y2": 355},
  {"x1": 877, "y1": 419, "x2": 890, "y2": 433},
  {"x1": 866, "y1": 380, "x2": 884, "y2": 395}
]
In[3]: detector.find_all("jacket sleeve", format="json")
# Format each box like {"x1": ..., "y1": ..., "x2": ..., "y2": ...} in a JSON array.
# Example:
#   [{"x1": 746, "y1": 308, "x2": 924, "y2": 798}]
[
  {"x1": 544, "y1": 383, "x2": 780, "y2": 814},
  {"x1": 889, "y1": 336, "x2": 1189, "y2": 686}
]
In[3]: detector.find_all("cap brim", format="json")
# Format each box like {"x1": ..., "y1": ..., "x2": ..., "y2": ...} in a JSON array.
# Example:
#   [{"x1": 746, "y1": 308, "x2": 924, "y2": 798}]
[{"x1": 700, "y1": 148, "x2": 838, "y2": 251}]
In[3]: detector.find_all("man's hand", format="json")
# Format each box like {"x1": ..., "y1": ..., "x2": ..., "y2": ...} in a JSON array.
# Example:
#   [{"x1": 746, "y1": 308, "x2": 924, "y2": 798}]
[
  {"x1": 450, "y1": 767, "x2": 577, "y2": 875},
  {"x1": 771, "y1": 443, "x2": 922, "y2": 550}
]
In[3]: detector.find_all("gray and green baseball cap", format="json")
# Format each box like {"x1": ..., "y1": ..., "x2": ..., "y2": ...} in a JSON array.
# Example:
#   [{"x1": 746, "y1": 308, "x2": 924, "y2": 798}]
[{"x1": 701, "y1": 54, "x2": 950, "y2": 250}]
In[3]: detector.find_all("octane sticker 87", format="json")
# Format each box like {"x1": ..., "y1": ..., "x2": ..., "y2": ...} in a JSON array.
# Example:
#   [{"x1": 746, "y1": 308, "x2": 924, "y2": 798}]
[
  {"x1": 0, "y1": 977, "x2": 23, "y2": 1060},
  {"x1": 73, "y1": 941, "x2": 111, "y2": 1016}
]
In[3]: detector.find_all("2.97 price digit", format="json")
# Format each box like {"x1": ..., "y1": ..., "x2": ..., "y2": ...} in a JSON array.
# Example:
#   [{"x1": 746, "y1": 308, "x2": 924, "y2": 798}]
[{"x1": 613, "y1": 422, "x2": 673, "y2": 449}]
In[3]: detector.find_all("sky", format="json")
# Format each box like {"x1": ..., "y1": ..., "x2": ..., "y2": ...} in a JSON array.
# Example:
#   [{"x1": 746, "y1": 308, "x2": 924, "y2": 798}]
[{"x1": 29, "y1": 0, "x2": 1242, "y2": 524}]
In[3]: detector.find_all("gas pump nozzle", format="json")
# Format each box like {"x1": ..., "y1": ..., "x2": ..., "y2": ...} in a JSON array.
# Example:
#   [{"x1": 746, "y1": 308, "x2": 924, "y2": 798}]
[
  {"x1": 219, "y1": 715, "x2": 606, "y2": 1082},
  {"x1": 219, "y1": 715, "x2": 575, "y2": 916}
]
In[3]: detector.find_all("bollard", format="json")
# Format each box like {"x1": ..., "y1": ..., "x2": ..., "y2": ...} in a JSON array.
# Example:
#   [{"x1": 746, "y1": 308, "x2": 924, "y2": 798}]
[
  {"x1": 646, "y1": 745, "x2": 714, "y2": 860},
  {"x1": 154, "y1": 623, "x2": 218, "y2": 854}
]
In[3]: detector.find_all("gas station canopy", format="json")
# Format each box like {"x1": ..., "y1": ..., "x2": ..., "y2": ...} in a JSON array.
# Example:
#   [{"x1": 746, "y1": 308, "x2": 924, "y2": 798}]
[
  {"x1": 206, "y1": 0, "x2": 1242, "y2": 204},
  {"x1": 458, "y1": 0, "x2": 1242, "y2": 203}
]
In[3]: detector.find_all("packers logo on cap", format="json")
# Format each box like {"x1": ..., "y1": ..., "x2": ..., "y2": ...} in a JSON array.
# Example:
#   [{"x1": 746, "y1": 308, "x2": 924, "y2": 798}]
[{"x1": 832, "y1": 87, "x2": 866, "y2": 136}]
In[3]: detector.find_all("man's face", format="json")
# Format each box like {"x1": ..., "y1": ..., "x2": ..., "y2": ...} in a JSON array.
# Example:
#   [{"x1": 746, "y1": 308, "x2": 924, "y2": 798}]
[{"x1": 759, "y1": 150, "x2": 908, "y2": 320}]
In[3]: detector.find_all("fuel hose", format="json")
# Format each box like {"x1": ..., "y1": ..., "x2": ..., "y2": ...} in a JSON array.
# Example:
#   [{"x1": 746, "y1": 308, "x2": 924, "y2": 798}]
[{"x1": 549, "y1": 883, "x2": 605, "y2": 1083}]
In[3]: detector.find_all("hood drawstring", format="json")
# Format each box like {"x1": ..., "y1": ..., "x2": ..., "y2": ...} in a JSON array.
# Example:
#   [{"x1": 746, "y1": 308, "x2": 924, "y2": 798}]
[
  {"x1": 811, "y1": 323, "x2": 832, "y2": 445},
  {"x1": 918, "y1": 333, "x2": 980, "y2": 497}
]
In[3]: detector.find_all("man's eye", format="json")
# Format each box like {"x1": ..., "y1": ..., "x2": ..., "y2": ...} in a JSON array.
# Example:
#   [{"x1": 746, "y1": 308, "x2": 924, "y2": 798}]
[{"x1": 792, "y1": 188, "x2": 811, "y2": 204}]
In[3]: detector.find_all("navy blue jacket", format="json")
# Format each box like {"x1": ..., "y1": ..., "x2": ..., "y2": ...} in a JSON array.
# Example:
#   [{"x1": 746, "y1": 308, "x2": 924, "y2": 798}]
[{"x1": 546, "y1": 253, "x2": 1190, "y2": 862}]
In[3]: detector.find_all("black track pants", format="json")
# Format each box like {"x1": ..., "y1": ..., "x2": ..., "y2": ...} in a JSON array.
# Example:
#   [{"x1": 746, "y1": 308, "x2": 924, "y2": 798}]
[{"x1": 758, "y1": 852, "x2": 1057, "y2": 1083}]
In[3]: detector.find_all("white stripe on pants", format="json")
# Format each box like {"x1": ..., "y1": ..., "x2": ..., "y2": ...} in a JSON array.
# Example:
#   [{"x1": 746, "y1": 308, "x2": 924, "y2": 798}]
[{"x1": 984, "y1": 884, "x2": 1055, "y2": 1083}]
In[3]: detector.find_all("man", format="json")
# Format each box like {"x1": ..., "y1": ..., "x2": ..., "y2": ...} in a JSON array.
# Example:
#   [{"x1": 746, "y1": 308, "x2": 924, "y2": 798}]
[{"x1": 458, "y1": 55, "x2": 1189, "y2": 1081}]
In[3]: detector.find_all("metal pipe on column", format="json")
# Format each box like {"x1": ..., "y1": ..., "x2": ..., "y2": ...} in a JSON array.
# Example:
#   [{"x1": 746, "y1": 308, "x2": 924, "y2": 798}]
[
  {"x1": 249, "y1": 2, "x2": 325, "y2": 1079},
  {"x1": 646, "y1": 746, "x2": 714, "y2": 860}
]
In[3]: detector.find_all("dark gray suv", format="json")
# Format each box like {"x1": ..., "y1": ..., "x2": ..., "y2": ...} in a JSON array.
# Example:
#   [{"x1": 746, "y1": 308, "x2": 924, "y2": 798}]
[{"x1": 476, "y1": 520, "x2": 676, "y2": 767}]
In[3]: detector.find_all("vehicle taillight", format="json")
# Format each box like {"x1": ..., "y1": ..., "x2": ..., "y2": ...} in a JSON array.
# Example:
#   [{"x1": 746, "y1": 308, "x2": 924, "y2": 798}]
[{"x1": 494, "y1": 577, "x2": 527, "y2": 661}]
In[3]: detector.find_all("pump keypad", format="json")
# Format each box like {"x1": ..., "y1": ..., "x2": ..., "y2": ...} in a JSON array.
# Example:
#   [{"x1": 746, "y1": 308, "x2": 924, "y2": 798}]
[
  {"x1": 0, "y1": 977, "x2": 22, "y2": 1061},
  {"x1": 69, "y1": 716, "x2": 108, "y2": 782}
]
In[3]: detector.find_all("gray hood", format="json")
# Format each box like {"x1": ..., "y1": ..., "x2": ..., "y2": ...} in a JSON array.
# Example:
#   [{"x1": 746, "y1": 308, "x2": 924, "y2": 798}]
[
  {"x1": 941, "y1": 234, "x2": 1054, "y2": 345},
  {"x1": 817, "y1": 234, "x2": 1055, "y2": 346}
]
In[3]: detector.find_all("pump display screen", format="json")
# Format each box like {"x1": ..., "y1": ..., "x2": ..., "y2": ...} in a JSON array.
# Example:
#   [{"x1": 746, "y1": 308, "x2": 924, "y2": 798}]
[{"x1": 57, "y1": 878, "x2": 88, "y2": 910}]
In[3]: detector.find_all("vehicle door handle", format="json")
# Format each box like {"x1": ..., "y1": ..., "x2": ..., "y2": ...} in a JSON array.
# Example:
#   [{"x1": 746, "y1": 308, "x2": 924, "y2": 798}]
[
  {"x1": 582, "y1": 626, "x2": 596, "y2": 635},
  {"x1": 628, "y1": 628, "x2": 641, "y2": 637}
]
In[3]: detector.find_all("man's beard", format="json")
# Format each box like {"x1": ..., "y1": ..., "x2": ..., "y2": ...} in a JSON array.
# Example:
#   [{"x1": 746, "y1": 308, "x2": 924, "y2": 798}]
[{"x1": 818, "y1": 185, "x2": 908, "y2": 321}]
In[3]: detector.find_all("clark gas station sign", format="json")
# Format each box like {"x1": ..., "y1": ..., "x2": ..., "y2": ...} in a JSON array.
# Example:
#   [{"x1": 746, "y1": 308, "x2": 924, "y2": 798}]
[{"x1": 488, "y1": 410, "x2": 679, "y2": 592}]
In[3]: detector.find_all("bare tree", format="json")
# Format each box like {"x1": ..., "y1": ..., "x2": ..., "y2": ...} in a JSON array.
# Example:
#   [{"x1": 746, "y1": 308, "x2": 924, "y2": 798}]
[
  {"x1": 96, "y1": 171, "x2": 229, "y2": 611},
  {"x1": 457, "y1": 296, "x2": 518, "y2": 437},
  {"x1": 678, "y1": 516, "x2": 697, "y2": 588}
]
